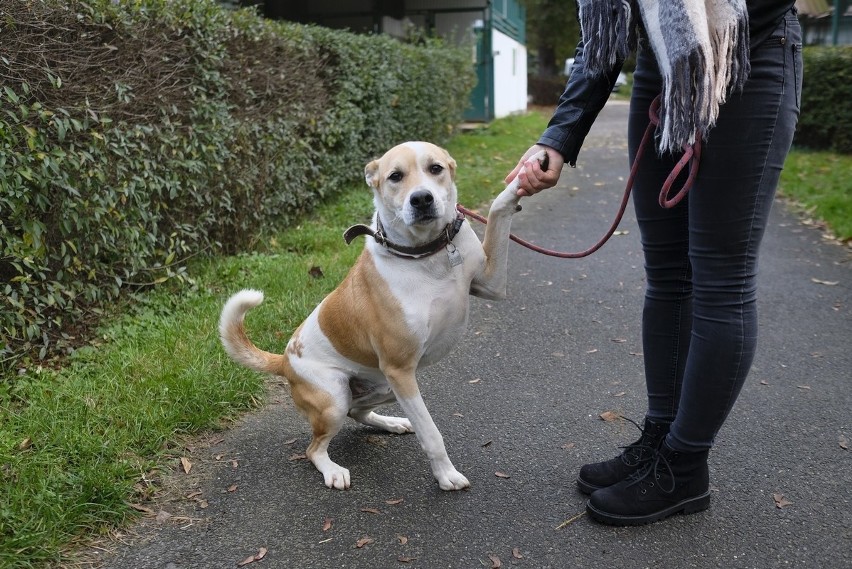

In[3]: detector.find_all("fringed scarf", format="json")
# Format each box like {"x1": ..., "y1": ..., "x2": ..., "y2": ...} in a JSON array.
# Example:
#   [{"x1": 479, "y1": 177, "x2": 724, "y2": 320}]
[{"x1": 578, "y1": 0, "x2": 750, "y2": 154}]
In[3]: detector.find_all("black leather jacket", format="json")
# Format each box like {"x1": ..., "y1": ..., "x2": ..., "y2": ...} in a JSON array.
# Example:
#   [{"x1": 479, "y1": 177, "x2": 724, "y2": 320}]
[{"x1": 537, "y1": 41, "x2": 624, "y2": 167}]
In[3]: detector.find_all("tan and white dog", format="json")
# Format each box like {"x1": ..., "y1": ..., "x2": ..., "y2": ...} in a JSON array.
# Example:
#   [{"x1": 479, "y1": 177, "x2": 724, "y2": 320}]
[{"x1": 219, "y1": 141, "x2": 543, "y2": 491}]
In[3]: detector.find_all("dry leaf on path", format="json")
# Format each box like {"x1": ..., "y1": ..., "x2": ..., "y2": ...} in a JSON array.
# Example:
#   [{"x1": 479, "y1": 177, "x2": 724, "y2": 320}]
[
  {"x1": 155, "y1": 510, "x2": 172, "y2": 524},
  {"x1": 283, "y1": 438, "x2": 297, "y2": 445},
  {"x1": 322, "y1": 518, "x2": 333, "y2": 532},
  {"x1": 18, "y1": 437, "x2": 32, "y2": 451},
  {"x1": 385, "y1": 498, "x2": 404, "y2": 505},
  {"x1": 811, "y1": 278, "x2": 839, "y2": 286},
  {"x1": 130, "y1": 503, "x2": 154, "y2": 515},
  {"x1": 495, "y1": 472, "x2": 510, "y2": 479},
  {"x1": 488, "y1": 554, "x2": 502, "y2": 568},
  {"x1": 469, "y1": 378, "x2": 481, "y2": 384},
  {"x1": 288, "y1": 453, "x2": 307, "y2": 461},
  {"x1": 512, "y1": 548, "x2": 524, "y2": 559},
  {"x1": 180, "y1": 457, "x2": 192, "y2": 474},
  {"x1": 599, "y1": 411, "x2": 622, "y2": 422},
  {"x1": 355, "y1": 536, "x2": 374, "y2": 548},
  {"x1": 237, "y1": 547, "x2": 268, "y2": 567},
  {"x1": 839, "y1": 435, "x2": 849, "y2": 450},
  {"x1": 773, "y1": 493, "x2": 793, "y2": 508},
  {"x1": 397, "y1": 535, "x2": 409, "y2": 545},
  {"x1": 227, "y1": 484, "x2": 238, "y2": 493},
  {"x1": 398, "y1": 556, "x2": 418, "y2": 563}
]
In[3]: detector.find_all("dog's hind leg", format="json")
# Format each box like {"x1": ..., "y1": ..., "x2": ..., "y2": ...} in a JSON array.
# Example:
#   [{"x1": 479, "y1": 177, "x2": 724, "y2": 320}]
[
  {"x1": 305, "y1": 402, "x2": 350, "y2": 489},
  {"x1": 286, "y1": 364, "x2": 353, "y2": 489},
  {"x1": 350, "y1": 408, "x2": 413, "y2": 434}
]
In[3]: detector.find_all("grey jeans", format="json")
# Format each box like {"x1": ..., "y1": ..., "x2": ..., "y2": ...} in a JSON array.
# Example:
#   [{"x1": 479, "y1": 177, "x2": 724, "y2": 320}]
[{"x1": 628, "y1": 9, "x2": 803, "y2": 452}]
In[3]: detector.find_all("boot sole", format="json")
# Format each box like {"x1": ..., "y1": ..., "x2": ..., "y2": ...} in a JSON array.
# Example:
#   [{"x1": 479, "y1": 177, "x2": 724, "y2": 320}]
[{"x1": 585, "y1": 491, "x2": 711, "y2": 526}]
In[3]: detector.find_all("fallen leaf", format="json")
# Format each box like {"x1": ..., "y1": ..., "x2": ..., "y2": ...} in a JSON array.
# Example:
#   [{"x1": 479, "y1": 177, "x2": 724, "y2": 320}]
[
  {"x1": 611, "y1": 338, "x2": 627, "y2": 343},
  {"x1": 561, "y1": 442, "x2": 576, "y2": 450},
  {"x1": 481, "y1": 440, "x2": 493, "y2": 447},
  {"x1": 840, "y1": 435, "x2": 849, "y2": 451},
  {"x1": 551, "y1": 351, "x2": 565, "y2": 357},
  {"x1": 214, "y1": 454, "x2": 224, "y2": 461},
  {"x1": 811, "y1": 278, "x2": 839, "y2": 286},
  {"x1": 385, "y1": 498, "x2": 404, "y2": 505},
  {"x1": 586, "y1": 348, "x2": 598, "y2": 354},
  {"x1": 283, "y1": 438, "x2": 297, "y2": 445},
  {"x1": 613, "y1": 391, "x2": 626, "y2": 397},
  {"x1": 773, "y1": 493, "x2": 793, "y2": 508},
  {"x1": 512, "y1": 547, "x2": 524, "y2": 559},
  {"x1": 288, "y1": 453, "x2": 307, "y2": 461},
  {"x1": 231, "y1": 460, "x2": 239, "y2": 468},
  {"x1": 18, "y1": 438, "x2": 32, "y2": 451},
  {"x1": 488, "y1": 554, "x2": 502, "y2": 568},
  {"x1": 796, "y1": 385, "x2": 811, "y2": 390},
  {"x1": 469, "y1": 378, "x2": 481, "y2": 384},
  {"x1": 495, "y1": 471, "x2": 510, "y2": 479},
  {"x1": 129, "y1": 503, "x2": 155, "y2": 515},
  {"x1": 227, "y1": 484, "x2": 238, "y2": 493},
  {"x1": 397, "y1": 535, "x2": 409, "y2": 545},
  {"x1": 360, "y1": 507, "x2": 381, "y2": 514},
  {"x1": 196, "y1": 499, "x2": 209, "y2": 509},
  {"x1": 599, "y1": 411, "x2": 622, "y2": 422},
  {"x1": 355, "y1": 536, "x2": 374, "y2": 548},
  {"x1": 237, "y1": 547, "x2": 268, "y2": 567},
  {"x1": 398, "y1": 556, "x2": 418, "y2": 563},
  {"x1": 180, "y1": 457, "x2": 192, "y2": 474},
  {"x1": 309, "y1": 266, "x2": 324, "y2": 279},
  {"x1": 155, "y1": 510, "x2": 172, "y2": 524},
  {"x1": 760, "y1": 380, "x2": 769, "y2": 386},
  {"x1": 322, "y1": 518, "x2": 333, "y2": 532},
  {"x1": 186, "y1": 490, "x2": 202, "y2": 499}
]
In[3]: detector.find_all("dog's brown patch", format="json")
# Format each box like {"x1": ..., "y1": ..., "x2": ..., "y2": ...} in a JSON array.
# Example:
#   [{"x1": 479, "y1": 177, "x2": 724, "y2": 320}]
[{"x1": 317, "y1": 251, "x2": 420, "y2": 399}]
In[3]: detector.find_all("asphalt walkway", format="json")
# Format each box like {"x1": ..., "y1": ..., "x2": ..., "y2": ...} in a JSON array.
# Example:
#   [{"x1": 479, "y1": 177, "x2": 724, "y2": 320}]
[{"x1": 97, "y1": 101, "x2": 851, "y2": 569}]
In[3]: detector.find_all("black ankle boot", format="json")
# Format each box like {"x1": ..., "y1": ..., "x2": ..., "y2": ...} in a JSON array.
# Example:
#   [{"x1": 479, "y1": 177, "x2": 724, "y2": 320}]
[
  {"x1": 576, "y1": 417, "x2": 670, "y2": 494},
  {"x1": 585, "y1": 440, "x2": 711, "y2": 526}
]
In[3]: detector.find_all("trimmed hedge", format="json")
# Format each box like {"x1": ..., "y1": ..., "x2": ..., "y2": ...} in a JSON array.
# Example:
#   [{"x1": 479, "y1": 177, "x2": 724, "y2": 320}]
[
  {"x1": 795, "y1": 46, "x2": 852, "y2": 153},
  {"x1": 0, "y1": 0, "x2": 475, "y2": 370}
]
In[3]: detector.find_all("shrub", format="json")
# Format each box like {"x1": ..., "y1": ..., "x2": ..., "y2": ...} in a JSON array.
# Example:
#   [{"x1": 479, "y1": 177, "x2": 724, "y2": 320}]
[
  {"x1": 0, "y1": 0, "x2": 476, "y2": 371},
  {"x1": 795, "y1": 46, "x2": 852, "y2": 153}
]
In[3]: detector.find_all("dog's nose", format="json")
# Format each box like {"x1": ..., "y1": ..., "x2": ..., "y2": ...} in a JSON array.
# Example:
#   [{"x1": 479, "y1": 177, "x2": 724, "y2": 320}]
[{"x1": 409, "y1": 190, "x2": 434, "y2": 211}]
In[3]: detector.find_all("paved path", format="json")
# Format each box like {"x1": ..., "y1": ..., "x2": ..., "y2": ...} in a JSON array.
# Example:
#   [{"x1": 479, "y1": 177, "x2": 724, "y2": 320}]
[{"x1": 98, "y1": 101, "x2": 852, "y2": 569}]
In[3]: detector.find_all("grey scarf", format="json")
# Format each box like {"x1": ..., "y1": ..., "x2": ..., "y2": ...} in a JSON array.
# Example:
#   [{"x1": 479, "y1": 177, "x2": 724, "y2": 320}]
[{"x1": 579, "y1": 0, "x2": 750, "y2": 153}]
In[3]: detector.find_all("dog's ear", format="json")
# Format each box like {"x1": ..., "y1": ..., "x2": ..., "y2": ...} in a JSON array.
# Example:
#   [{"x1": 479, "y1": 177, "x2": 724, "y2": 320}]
[
  {"x1": 445, "y1": 152, "x2": 457, "y2": 181},
  {"x1": 364, "y1": 160, "x2": 380, "y2": 189}
]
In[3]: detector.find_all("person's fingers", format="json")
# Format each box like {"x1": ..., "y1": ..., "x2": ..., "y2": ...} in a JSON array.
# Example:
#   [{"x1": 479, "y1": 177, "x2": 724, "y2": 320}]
[{"x1": 504, "y1": 145, "x2": 544, "y2": 185}]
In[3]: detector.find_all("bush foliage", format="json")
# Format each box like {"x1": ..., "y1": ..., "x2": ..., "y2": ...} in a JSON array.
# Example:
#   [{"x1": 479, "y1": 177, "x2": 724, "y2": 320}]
[
  {"x1": 0, "y1": 0, "x2": 476, "y2": 370},
  {"x1": 795, "y1": 46, "x2": 852, "y2": 153}
]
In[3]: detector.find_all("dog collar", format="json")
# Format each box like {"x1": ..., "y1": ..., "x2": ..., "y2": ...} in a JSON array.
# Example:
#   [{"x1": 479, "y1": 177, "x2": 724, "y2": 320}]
[{"x1": 343, "y1": 211, "x2": 466, "y2": 260}]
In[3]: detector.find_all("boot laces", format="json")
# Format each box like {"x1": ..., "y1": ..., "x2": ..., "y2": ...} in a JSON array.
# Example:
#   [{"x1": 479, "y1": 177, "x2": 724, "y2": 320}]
[
  {"x1": 625, "y1": 447, "x2": 676, "y2": 494},
  {"x1": 618, "y1": 417, "x2": 658, "y2": 467}
]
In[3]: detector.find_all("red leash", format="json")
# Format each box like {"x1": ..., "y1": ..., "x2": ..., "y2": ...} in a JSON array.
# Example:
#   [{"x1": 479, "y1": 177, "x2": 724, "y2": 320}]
[{"x1": 457, "y1": 95, "x2": 701, "y2": 259}]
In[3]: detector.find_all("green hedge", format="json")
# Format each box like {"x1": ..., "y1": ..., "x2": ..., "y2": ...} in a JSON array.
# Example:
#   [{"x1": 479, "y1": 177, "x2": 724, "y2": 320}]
[
  {"x1": 795, "y1": 46, "x2": 852, "y2": 153},
  {"x1": 0, "y1": 0, "x2": 476, "y2": 371}
]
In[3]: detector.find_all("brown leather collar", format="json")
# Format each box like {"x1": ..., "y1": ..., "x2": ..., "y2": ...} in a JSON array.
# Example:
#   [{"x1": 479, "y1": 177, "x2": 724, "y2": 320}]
[{"x1": 343, "y1": 211, "x2": 466, "y2": 259}]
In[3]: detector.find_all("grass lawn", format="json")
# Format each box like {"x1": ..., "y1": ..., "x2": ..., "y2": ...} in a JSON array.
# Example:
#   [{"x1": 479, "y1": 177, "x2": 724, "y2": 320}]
[{"x1": 1, "y1": 105, "x2": 846, "y2": 567}]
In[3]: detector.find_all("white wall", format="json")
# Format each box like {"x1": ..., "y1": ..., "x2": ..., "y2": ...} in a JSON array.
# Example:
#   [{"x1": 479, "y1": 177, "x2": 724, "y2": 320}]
[{"x1": 492, "y1": 29, "x2": 527, "y2": 118}]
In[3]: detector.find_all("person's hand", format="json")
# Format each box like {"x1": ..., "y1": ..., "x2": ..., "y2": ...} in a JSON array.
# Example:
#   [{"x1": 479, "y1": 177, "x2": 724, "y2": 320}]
[{"x1": 504, "y1": 145, "x2": 565, "y2": 197}]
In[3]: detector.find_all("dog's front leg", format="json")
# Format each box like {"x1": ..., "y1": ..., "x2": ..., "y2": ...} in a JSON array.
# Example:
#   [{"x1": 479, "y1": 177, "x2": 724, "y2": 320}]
[
  {"x1": 471, "y1": 150, "x2": 547, "y2": 299},
  {"x1": 385, "y1": 365, "x2": 470, "y2": 491}
]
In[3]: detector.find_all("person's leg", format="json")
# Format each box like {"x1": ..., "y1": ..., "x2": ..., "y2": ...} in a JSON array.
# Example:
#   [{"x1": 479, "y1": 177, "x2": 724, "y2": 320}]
[
  {"x1": 588, "y1": 12, "x2": 802, "y2": 524},
  {"x1": 576, "y1": 43, "x2": 682, "y2": 494}
]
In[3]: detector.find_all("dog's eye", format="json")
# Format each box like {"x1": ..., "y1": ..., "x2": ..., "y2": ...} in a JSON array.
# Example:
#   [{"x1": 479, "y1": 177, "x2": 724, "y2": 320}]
[
  {"x1": 388, "y1": 171, "x2": 403, "y2": 183},
  {"x1": 429, "y1": 164, "x2": 444, "y2": 175}
]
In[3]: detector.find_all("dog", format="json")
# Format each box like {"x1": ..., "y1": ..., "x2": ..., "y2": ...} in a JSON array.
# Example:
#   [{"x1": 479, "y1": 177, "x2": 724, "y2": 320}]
[{"x1": 219, "y1": 141, "x2": 543, "y2": 490}]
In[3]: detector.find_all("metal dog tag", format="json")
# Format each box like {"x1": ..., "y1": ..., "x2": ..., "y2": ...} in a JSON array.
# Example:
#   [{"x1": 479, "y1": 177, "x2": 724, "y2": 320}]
[{"x1": 446, "y1": 243, "x2": 463, "y2": 267}]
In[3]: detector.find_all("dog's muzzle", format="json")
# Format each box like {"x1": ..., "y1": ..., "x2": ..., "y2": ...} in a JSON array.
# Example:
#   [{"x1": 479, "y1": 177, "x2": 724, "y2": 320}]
[{"x1": 409, "y1": 190, "x2": 437, "y2": 223}]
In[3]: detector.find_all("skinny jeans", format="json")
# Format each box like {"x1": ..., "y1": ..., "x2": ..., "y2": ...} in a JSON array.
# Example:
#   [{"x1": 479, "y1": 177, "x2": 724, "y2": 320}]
[{"x1": 628, "y1": 10, "x2": 802, "y2": 452}]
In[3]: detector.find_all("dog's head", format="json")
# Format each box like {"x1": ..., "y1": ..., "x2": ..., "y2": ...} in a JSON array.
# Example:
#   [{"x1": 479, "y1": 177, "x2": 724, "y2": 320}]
[{"x1": 365, "y1": 142, "x2": 458, "y2": 241}]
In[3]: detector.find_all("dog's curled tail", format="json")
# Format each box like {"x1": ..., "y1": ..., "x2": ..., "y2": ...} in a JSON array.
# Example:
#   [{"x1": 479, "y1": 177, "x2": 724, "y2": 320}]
[{"x1": 219, "y1": 289, "x2": 283, "y2": 375}]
